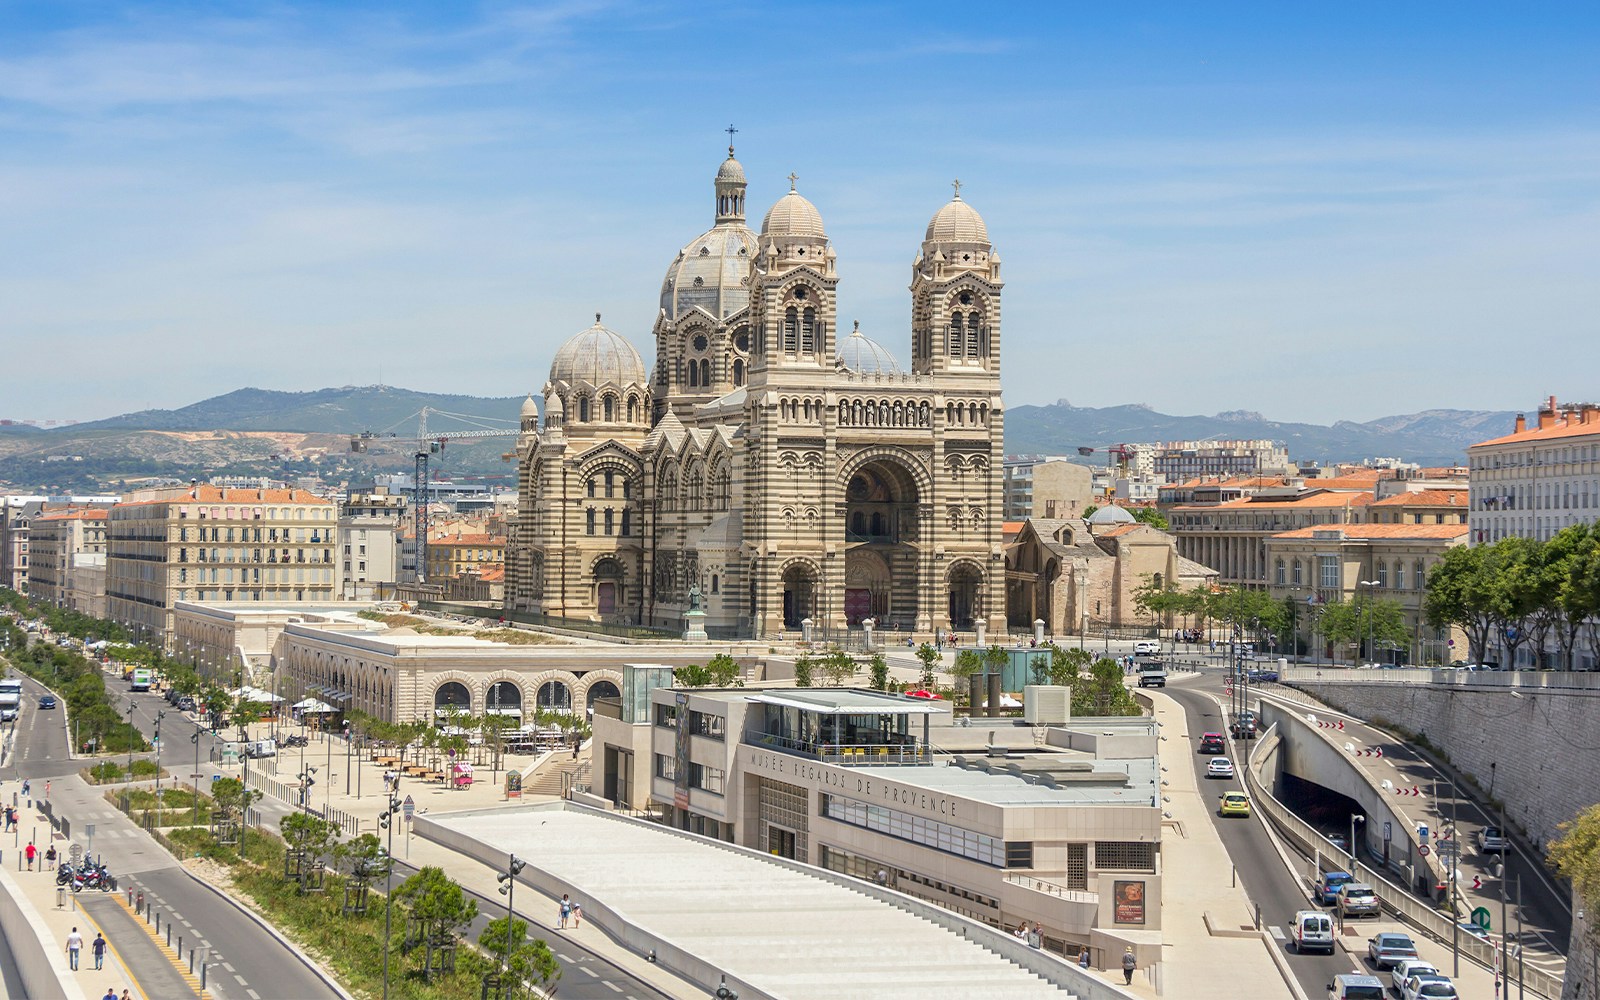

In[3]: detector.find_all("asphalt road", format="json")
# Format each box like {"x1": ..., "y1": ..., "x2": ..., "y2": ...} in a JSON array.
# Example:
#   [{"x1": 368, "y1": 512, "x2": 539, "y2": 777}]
[
  {"x1": 4, "y1": 666, "x2": 341, "y2": 1000},
  {"x1": 1163, "y1": 679, "x2": 1376, "y2": 998}
]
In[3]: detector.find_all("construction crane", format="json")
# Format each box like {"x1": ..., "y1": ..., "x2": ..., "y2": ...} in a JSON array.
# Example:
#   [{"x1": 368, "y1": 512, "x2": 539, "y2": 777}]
[
  {"x1": 1075, "y1": 444, "x2": 1138, "y2": 500},
  {"x1": 352, "y1": 407, "x2": 521, "y2": 584}
]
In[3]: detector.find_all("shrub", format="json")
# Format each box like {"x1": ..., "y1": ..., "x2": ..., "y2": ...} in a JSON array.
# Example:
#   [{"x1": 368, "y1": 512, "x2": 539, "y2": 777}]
[{"x1": 89, "y1": 762, "x2": 124, "y2": 783}]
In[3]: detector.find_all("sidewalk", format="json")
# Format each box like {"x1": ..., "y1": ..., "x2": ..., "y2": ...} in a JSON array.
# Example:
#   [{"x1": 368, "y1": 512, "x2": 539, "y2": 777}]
[
  {"x1": 1141, "y1": 689, "x2": 1305, "y2": 999},
  {"x1": 216, "y1": 721, "x2": 705, "y2": 999},
  {"x1": 0, "y1": 798, "x2": 146, "y2": 1000}
]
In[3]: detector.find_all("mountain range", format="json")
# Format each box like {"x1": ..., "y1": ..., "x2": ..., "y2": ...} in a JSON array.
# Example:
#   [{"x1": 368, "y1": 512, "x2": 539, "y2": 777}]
[{"x1": 0, "y1": 386, "x2": 1510, "y2": 493}]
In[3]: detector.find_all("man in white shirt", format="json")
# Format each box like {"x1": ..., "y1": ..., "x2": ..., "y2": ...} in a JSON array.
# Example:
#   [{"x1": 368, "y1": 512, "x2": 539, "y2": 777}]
[{"x1": 65, "y1": 926, "x2": 83, "y2": 971}]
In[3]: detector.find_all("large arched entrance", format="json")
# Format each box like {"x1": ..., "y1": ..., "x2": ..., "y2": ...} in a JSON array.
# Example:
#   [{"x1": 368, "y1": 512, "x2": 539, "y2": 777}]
[
  {"x1": 782, "y1": 563, "x2": 818, "y2": 628},
  {"x1": 947, "y1": 563, "x2": 983, "y2": 630},
  {"x1": 585, "y1": 679, "x2": 621, "y2": 716},
  {"x1": 593, "y1": 556, "x2": 625, "y2": 617},
  {"x1": 434, "y1": 681, "x2": 471, "y2": 718},
  {"x1": 537, "y1": 680, "x2": 572, "y2": 712},
  {"x1": 485, "y1": 681, "x2": 522, "y2": 719},
  {"x1": 843, "y1": 458, "x2": 922, "y2": 627}
]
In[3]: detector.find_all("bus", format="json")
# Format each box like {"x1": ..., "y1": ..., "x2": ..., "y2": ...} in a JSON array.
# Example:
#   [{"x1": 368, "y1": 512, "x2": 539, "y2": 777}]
[{"x1": 130, "y1": 668, "x2": 153, "y2": 692}]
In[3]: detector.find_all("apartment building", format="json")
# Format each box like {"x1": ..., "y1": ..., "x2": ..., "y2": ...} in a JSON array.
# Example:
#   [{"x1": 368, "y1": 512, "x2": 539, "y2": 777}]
[
  {"x1": 1001, "y1": 456, "x2": 1085, "y2": 520},
  {"x1": 1139, "y1": 439, "x2": 1291, "y2": 480},
  {"x1": 423, "y1": 532, "x2": 505, "y2": 586},
  {"x1": 1468, "y1": 396, "x2": 1600, "y2": 544},
  {"x1": 26, "y1": 508, "x2": 111, "y2": 616},
  {"x1": 107, "y1": 485, "x2": 338, "y2": 647},
  {"x1": 1169, "y1": 488, "x2": 1375, "y2": 588},
  {"x1": 339, "y1": 491, "x2": 406, "y2": 601},
  {"x1": 0, "y1": 497, "x2": 47, "y2": 592}
]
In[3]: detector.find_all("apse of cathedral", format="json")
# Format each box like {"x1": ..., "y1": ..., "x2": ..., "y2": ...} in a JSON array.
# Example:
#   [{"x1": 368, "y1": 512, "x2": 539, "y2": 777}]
[{"x1": 506, "y1": 143, "x2": 1005, "y2": 639}]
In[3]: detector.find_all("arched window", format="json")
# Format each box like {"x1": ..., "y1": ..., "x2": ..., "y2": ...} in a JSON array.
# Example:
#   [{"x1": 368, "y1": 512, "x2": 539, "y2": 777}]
[
  {"x1": 700, "y1": 359, "x2": 710, "y2": 386},
  {"x1": 947, "y1": 313, "x2": 962, "y2": 356},
  {"x1": 1415, "y1": 559, "x2": 1426, "y2": 590},
  {"x1": 585, "y1": 508, "x2": 596, "y2": 535},
  {"x1": 603, "y1": 395, "x2": 614, "y2": 421},
  {"x1": 1292, "y1": 559, "x2": 1303, "y2": 586},
  {"x1": 604, "y1": 471, "x2": 615, "y2": 498},
  {"x1": 627, "y1": 396, "x2": 638, "y2": 422},
  {"x1": 688, "y1": 362, "x2": 699, "y2": 388},
  {"x1": 586, "y1": 478, "x2": 596, "y2": 499},
  {"x1": 783, "y1": 307, "x2": 798, "y2": 353},
  {"x1": 966, "y1": 313, "x2": 982, "y2": 358},
  {"x1": 620, "y1": 509, "x2": 631, "y2": 536},
  {"x1": 578, "y1": 396, "x2": 590, "y2": 422},
  {"x1": 1377, "y1": 560, "x2": 1389, "y2": 588},
  {"x1": 733, "y1": 359, "x2": 745, "y2": 386},
  {"x1": 604, "y1": 508, "x2": 615, "y2": 535},
  {"x1": 1395, "y1": 561, "x2": 1408, "y2": 590},
  {"x1": 801, "y1": 308, "x2": 816, "y2": 353}
]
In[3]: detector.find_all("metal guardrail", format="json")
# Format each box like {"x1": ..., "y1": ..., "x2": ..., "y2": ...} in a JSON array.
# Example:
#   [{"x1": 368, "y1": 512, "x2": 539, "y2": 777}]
[
  {"x1": 1283, "y1": 664, "x2": 1600, "y2": 692},
  {"x1": 1245, "y1": 722, "x2": 1562, "y2": 999},
  {"x1": 1003, "y1": 872, "x2": 1098, "y2": 905}
]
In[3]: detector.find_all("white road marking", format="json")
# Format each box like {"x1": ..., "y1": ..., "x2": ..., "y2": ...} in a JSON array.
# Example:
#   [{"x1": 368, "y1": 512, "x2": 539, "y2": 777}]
[
  {"x1": 581, "y1": 966, "x2": 599, "y2": 978},
  {"x1": 1269, "y1": 925, "x2": 1286, "y2": 942},
  {"x1": 557, "y1": 953, "x2": 574, "y2": 962},
  {"x1": 603, "y1": 982, "x2": 623, "y2": 993},
  {"x1": 223, "y1": 961, "x2": 236, "y2": 972}
]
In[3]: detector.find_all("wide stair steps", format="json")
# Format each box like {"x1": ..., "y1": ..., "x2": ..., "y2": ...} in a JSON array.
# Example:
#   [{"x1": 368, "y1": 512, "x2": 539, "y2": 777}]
[{"x1": 526, "y1": 745, "x2": 590, "y2": 797}]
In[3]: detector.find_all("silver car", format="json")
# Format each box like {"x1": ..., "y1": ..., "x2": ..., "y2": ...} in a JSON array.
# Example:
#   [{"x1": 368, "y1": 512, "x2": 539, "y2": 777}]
[{"x1": 1339, "y1": 883, "x2": 1382, "y2": 919}]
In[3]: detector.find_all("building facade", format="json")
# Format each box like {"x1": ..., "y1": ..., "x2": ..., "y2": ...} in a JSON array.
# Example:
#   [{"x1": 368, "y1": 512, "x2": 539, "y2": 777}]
[
  {"x1": 1468, "y1": 397, "x2": 1600, "y2": 544},
  {"x1": 26, "y1": 508, "x2": 110, "y2": 616},
  {"x1": 1140, "y1": 439, "x2": 1291, "y2": 480},
  {"x1": 107, "y1": 486, "x2": 338, "y2": 647},
  {"x1": 591, "y1": 684, "x2": 1162, "y2": 964},
  {"x1": 1169, "y1": 488, "x2": 1375, "y2": 588},
  {"x1": 1261, "y1": 523, "x2": 1468, "y2": 664},
  {"x1": 424, "y1": 532, "x2": 505, "y2": 588},
  {"x1": 507, "y1": 150, "x2": 1007, "y2": 638},
  {"x1": 339, "y1": 491, "x2": 407, "y2": 601}
]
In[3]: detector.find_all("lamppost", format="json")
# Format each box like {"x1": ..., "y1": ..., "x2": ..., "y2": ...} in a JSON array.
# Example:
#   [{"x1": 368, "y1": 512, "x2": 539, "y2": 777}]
[
  {"x1": 298, "y1": 767, "x2": 317, "y2": 818},
  {"x1": 1358, "y1": 580, "x2": 1380, "y2": 665},
  {"x1": 1350, "y1": 813, "x2": 1365, "y2": 870},
  {"x1": 378, "y1": 793, "x2": 402, "y2": 1000},
  {"x1": 125, "y1": 701, "x2": 136, "y2": 783},
  {"x1": 494, "y1": 853, "x2": 527, "y2": 989}
]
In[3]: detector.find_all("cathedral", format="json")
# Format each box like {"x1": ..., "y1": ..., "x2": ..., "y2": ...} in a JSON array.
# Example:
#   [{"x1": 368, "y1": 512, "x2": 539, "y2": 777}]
[{"x1": 505, "y1": 144, "x2": 1006, "y2": 639}]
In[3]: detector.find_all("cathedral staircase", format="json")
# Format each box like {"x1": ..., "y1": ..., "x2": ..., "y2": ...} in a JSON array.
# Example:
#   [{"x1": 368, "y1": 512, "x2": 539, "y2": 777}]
[{"x1": 526, "y1": 742, "x2": 592, "y2": 798}]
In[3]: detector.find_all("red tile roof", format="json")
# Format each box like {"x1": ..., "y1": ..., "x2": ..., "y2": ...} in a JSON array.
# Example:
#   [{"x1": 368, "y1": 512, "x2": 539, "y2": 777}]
[
  {"x1": 1173, "y1": 492, "x2": 1374, "y2": 512},
  {"x1": 430, "y1": 533, "x2": 505, "y2": 547},
  {"x1": 1473, "y1": 411, "x2": 1600, "y2": 447},
  {"x1": 33, "y1": 508, "x2": 108, "y2": 521},
  {"x1": 1370, "y1": 489, "x2": 1468, "y2": 507},
  {"x1": 1269, "y1": 523, "x2": 1468, "y2": 540}
]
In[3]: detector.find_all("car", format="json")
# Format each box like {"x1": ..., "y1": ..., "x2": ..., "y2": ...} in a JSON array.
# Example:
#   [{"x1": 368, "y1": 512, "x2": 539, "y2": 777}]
[
  {"x1": 1247, "y1": 668, "x2": 1280, "y2": 683},
  {"x1": 1478, "y1": 826, "x2": 1506, "y2": 853},
  {"x1": 1325, "y1": 832, "x2": 1350, "y2": 853},
  {"x1": 1230, "y1": 717, "x2": 1258, "y2": 740},
  {"x1": 1455, "y1": 921, "x2": 1490, "y2": 942},
  {"x1": 1291, "y1": 909, "x2": 1334, "y2": 954},
  {"x1": 1317, "y1": 870, "x2": 1355, "y2": 905},
  {"x1": 0, "y1": 707, "x2": 15, "y2": 722},
  {"x1": 1133, "y1": 641, "x2": 1160, "y2": 656},
  {"x1": 1199, "y1": 732, "x2": 1226, "y2": 754},
  {"x1": 177, "y1": 695, "x2": 195, "y2": 711},
  {"x1": 1205, "y1": 757, "x2": 1235, "y2": 779},
  {"x1": 37, "y1": 695, "x2": 56, "y2": 710},
  {"x1": 1219, "y1": 792, "x2": 1251, "y2": 817},
  {"x1": 1338, "y1": 882, "x2": 1382, "y2": 919},
  {"x1": 1401, "y1": 974, "x2": 1458, "y2": 1000},
  {"x1": 1391, "y1": 959, "x2": 1439, "y2": 995},
  {"x1": 1365, "y1": 931, "x2": 1417, "y2": 968},
  {"x1": 1327, "y1": 973, "x2": 1388, "y2": 1000}
]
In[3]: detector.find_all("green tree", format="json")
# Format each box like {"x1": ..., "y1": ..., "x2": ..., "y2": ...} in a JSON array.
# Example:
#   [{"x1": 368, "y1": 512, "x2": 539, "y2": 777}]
[
  {"x1": 913, "y1": 643, "x2": 940, "y2": 690},
  {"x1": 1205, "y1": 586, "x2": 1286, "y2": 642},
  {"x1": 820, "y1": 649, "x2": 856, "y2": 687},
  {"x1": 1074, "y1": 657, "x2": 1141, "y2": 717},
  {"x1": 1047, "y1": 645, "x2": 1091, "y2": 686},
  {"x1": 673, "y1": 663, "x2": 714, "y2": 687},
  {"x1": 334, "y1": 832, "x2": 390, "y2": 880},
  {"x1": 793, "y1": 654, "x2": 815, "y2": 687},
  {"x1": 394, "y1": 866, "x2": 478, "y2": 980},
  {"x1": 949, "y1": 650, "x2": 984, "y2": 706},
  {"x1": 1542, "y1": 525, "x2": 1598, "y2": 670},
  {"x1": 481, "y1": 917, "x2": 562, "y2": 998},
  {"x1": 1131, "y1": 507, "x2": 1169, "y2": 531},
  {"x1": 705, "y1": 652, "x2": 742, "y2": 687},
  {"x1": 867, "y1": 653, "x2": 890, "y2": 691},
  {"x1": 209, "y1": 776, "x2": 262, "y2": 823},
  {"x1": 1549, "y1": 803, "x2": 1600, "y2": 920},
  {"x1": 1424, "y1": 544, "x2": 1495, "y2": 663},
  {"x1": 1317, "y1": 596, "x2": 1411, "y2": 662}
]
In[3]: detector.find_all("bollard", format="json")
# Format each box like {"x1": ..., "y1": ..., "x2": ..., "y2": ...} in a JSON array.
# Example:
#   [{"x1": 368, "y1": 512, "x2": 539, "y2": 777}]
[
  {"x1": 201, "y1": 963, "x2": 207, "y2": 990},
  {"x1": 178, "y1": 934, "x2": 182, "y2": 956},
  {"x1": 126, "y1": 887, "x2": 133, "y2": 907},
  {"x1": 154, "y1": 911, "x2": 160, "y2": 935},
  {"x1": 166, "y1": 923, "x2": 171, "y2": 947},
  {"x1": 189, "y1": 949, "x2": 194, "y2": 973}
]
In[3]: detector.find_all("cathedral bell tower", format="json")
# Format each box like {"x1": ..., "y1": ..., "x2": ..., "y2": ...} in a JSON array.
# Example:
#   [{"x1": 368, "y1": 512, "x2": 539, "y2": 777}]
[
  {"x1": 749, "y1": 175, "x2": 839, "y2": 379},
  {"x1": 910, "y1": 181, "x2": 1003, "y2": 378}
]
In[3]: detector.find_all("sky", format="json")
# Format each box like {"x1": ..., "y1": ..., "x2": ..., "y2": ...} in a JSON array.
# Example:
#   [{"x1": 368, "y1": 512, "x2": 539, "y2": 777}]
[{"x1": 1, "y1": 1, "x2": 1597, "y2": 425}]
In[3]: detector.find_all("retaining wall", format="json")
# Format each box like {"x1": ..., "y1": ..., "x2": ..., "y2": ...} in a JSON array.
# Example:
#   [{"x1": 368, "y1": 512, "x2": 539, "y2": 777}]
[{"x1": 0, "y1": 863, "x2": 88, "y2": 1000}]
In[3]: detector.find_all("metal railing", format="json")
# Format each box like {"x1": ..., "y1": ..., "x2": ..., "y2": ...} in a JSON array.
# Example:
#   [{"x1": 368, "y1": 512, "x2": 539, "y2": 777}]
[
  {"x1": 749, "y1": 730, "x2": 932, "y2": 765},
  {"x1": 1002, "y1": 873, "x2": 1098, "y2": 905}
]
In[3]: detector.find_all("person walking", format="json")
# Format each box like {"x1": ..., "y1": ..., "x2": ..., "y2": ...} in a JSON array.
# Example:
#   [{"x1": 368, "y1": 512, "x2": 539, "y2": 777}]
[
  {"x1": 65, "y1": 926, "x2": 83, "y2": 971},
  {"x1": 45, "y1": 844, "x2": 56, "y2": 870},
  {"x1": 91, "y1": 932, "x2": 107, "y2": 971},
  {"x1": 25, "y1": 840, "x2": 36, "y2": 870},
  {"x1": 1121, "y1": 947, "x2": 1136, "y2": 985},
  {"x1": 558, "y1": 893, "x2": 572, "y2": 929},
  {"x1": 572, "y1": 901, "x2": 583, "y2": 928},
  {"x1": 102, "y1": 989, "x2": 116, "y2": 1000}
]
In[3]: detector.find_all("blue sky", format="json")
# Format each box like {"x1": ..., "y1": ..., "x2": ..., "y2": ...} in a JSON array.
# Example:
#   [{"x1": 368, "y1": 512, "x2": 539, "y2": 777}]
[{"x1": 1, "y1": 1, "x2": 1596, "y2": 425}]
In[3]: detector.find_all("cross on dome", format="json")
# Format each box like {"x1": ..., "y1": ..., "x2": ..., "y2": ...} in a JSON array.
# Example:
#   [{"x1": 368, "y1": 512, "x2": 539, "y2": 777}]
[
  {"x1": 952, "y1": 178, "x2": 962, "y2": 199},
  {"x1": 788, "y1": 172, "x2": 798, "y2": 191},
  {"x1": 725, "y1": 124, "x2": 738, "y2": 156}
]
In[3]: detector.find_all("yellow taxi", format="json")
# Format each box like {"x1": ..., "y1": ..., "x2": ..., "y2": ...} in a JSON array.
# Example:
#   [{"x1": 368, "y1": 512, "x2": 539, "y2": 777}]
[{"x1": 1218, "y1": 791, "x2": 1251, "y2": 818}]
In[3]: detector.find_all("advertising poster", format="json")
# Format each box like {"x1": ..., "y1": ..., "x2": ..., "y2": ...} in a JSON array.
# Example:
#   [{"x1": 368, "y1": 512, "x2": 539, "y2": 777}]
[{"x1": 1113, "y1": 880, "x2": 1146, "y2": 925}]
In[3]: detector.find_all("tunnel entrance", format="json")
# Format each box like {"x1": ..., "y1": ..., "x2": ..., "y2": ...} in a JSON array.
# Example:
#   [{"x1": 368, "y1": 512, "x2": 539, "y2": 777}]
[{"x1": 1278, "y1": 772, "x2": 1376, "y2": 864}]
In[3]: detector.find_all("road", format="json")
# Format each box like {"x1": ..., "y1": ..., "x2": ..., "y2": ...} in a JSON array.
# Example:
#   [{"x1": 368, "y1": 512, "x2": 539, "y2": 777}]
[
  {"x1": 1163, "y1": 679, "x2": 1363, "y2": 998},
  {"x1": 105, "y1": 675, "x2": 673, "y2": 1000},
  {"x1": 4, "y1": 666, "x2": 341, "y2": 1000}
]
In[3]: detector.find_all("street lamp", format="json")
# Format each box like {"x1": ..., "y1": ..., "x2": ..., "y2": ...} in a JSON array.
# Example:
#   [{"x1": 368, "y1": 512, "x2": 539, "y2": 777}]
[
  {"x1": 495, "y1": 854, "x2": 527, "y2": 983},
  {"x1": 1358, "y1": 580, "x2": 1380, "y2": 666},
  {"x1": 378, "y1": 793, "x2": 402, "y2": 1000},
  {"x1": 298, "y1": 767, "x2": 317, "y2": 818},
  {"x1": 1350, "y1": 813, "x2": 1365, "y2": 870}
]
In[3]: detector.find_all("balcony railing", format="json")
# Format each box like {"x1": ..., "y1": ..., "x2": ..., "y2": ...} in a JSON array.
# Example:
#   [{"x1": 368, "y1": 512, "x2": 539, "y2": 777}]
[{"x1": 750, "y1": 730, "x2": 931, "y2": 766}]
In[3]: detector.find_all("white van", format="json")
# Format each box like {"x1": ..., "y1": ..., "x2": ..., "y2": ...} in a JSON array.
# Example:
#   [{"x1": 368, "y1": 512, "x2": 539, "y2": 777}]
[
  {"x1": 245, "y1": 739, "x2": 277, "y2": 759},
  {"x1": 1292, "y1": 909, "x2": 1334, "y2": 954},
  {"x1": 1327, "y1": 974, "x2": 1386, "y2": 1000}
]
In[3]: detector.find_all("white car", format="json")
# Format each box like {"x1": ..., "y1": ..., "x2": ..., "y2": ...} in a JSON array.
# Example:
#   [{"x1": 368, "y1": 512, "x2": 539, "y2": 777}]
[
  {"x1": 1402, "y1": 974, "x2": 1458, "y2": 1000},
  {"x1": 1391, "y1": 960, "x2": 1438, "y2": 996},
  {"x1": 1205, "y1": 757, "x2": 1235, "y2": 779},
  {"x1": 1133, "y1": 641, "x2": 1160, "y2": 656}
]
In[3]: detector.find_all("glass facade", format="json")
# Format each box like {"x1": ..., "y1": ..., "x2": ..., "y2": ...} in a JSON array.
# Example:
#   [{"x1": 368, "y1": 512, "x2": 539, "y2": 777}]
[{"x1": 820, "y1": 792, "x2": 1013, "y2": 868}]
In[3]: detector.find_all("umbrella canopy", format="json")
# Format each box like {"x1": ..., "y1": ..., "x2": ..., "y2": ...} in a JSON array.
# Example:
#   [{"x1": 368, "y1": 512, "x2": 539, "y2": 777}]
[
  {"x1": 904, "y1": 689, "x2": 943, "y2": 700},
  {"x1": 231, "y1": 686, "x2": 284, "y2": 703},
  {"x1": 292, "y1": 698, "x2": 337, "y2": 713}
]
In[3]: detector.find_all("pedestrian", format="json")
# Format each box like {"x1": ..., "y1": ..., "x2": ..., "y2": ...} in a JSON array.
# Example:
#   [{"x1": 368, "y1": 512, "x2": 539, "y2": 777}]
[
  {"x1": 25, "y1": 840, "x2": 36, "y2": 870},
  {"x1": 558, "y1": 893, "x2": 572, "y2": 929},
  {"x1": 1077, "y1": 945, "x2": 1091, "y2": 969},
  {"x1": 874, "y1": 867, "x2": 888, "y2": 886},
  {"x1": 1013, "y1": 922, "x2": 1027, "y2": 940},
  {"x1": 45, "y1": 844, "x2": 56, "y2": 870},
  {"x1": 1026, "y1": 924, "x2": 1042, "y2": 949},
  {"x1": 122, "y1": 990, "x2": 132, "y2": 1000},
  {"x1": 571, "y1": 734, "x2": 580, "y2": 760},
  {"x1": 1121, "y1": 947, "x2": 1136, "y2": 985},
  {"x1": 44, "y1": 779, "x2": 50, "y2": 799},
  {"x1": 65, "y1": 926, "x2": 83, "y2": 971},
  {"x1": 91, "y1": 932, "x2": 107, "y2": 971},
  {"x1": 572, "y1": 901, "x2": 583, "y2": 928},
  {"x1": 102, "y1": 989, "x2": 116, "y2": 1000},
  {"x1": 21, "y1": 778, "x2": 29, "y2": 801}
]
